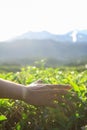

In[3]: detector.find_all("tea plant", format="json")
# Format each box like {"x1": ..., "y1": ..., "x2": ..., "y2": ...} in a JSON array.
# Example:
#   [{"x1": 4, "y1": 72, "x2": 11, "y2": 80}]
[{"x1": 0, "y1": 65, "x2": 87, "y2": 130}]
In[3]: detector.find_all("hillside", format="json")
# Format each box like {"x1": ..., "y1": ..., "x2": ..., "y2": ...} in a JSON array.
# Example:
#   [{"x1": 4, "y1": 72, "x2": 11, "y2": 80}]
[{"x1": 0, "y1": 38, "x2": 87, "y2": 66}]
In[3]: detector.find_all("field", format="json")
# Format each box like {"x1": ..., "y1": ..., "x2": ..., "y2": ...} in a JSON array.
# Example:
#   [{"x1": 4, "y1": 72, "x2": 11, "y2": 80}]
[{"x1": 0, "y1": 63, "x2": 87, "y2": 130}]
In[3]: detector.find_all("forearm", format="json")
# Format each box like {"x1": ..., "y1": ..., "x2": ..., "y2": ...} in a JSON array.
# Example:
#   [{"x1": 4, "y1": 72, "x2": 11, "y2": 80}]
[{"x1": 0, "y1": 78, "x2": 25, "y2": 100}]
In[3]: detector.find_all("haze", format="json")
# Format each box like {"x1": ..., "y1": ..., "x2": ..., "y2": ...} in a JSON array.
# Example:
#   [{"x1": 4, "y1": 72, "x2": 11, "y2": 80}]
[{"x1": 0, "y1": 0, "x2": 87, "y2": 41}]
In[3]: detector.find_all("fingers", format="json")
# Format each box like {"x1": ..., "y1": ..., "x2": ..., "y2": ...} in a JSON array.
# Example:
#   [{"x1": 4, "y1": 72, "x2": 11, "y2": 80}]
[
  {"x1": 29, "y1": 80, "x2": 72, "y2": 90},
  {"x1": 28, "y1": 84, "x2": 72, "y2": 91},
  {"x1": 43, "y1": 84, "x2": 72, "y2": 90}
]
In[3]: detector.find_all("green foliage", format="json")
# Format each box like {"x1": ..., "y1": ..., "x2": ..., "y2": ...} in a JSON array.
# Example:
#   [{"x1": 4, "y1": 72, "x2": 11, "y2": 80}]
[
  {"x1": 0, "y1": 64, "x2": 21, "y2": 73},
  {"x1": 0, "y1": 65, "x2": 87, "y2": 130},
  {"x1": 0, "y1": 115, "x2": 7, "y2": 121}
]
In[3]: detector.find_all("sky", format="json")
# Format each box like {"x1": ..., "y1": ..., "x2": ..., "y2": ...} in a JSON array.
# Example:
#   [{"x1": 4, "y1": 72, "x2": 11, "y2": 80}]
[{"x1": 0, "y1": 0, "x2": 87, "y2": 41}]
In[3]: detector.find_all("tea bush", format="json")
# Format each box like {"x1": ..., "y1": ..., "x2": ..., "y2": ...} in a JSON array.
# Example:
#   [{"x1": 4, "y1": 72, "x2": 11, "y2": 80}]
[{"x1": 0, "y1": 65, "x2": 87, "y2": 130}]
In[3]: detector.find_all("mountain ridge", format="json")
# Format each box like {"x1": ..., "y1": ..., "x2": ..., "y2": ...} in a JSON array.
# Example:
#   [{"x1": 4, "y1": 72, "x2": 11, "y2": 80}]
[
  {"x1": 0, "y1": 30, "x2": 87, "y2": 66},
  {"x1": 14, "y1": 29, "x2": 87, "y2": 43}
]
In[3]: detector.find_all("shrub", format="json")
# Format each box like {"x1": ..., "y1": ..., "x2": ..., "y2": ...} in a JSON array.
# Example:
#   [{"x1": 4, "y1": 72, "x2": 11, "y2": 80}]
[{"x1": 0, "y1": 66, "x2": 87, "y2": 130}]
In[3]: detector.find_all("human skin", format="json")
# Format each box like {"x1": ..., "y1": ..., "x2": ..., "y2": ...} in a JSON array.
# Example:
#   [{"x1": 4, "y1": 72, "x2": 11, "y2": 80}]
[{"x1": 0, "y1": 78, "x2": 72, "y2": 107}]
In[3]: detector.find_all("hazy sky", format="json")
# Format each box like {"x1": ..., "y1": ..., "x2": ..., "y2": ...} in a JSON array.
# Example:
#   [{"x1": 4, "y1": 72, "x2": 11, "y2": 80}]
[{"x1": 0, "y1": 0, "x2": 87, "y2": 41}]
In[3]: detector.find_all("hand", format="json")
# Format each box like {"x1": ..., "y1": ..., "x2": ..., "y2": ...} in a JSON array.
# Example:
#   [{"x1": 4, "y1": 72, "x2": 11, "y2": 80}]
[{"x1": 23, "y1": 80, "x2": 72, "y2": 107}]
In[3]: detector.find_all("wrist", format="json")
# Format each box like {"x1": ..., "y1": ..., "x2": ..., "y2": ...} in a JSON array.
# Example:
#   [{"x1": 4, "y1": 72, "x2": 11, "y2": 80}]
[{"x1": 22, "y1": 86, "x2": 27, "y2": 101}]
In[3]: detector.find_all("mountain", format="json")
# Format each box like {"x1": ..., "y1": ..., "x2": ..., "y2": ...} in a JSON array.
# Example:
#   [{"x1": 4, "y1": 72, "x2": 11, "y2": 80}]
[
  {"x1": 0, "y1": 30, "x2": 87, "y2": 66},
  {"x1": 15, "y1": 31, "x2": 73, "y2": 42},
  {"x1": 67, "y1": 30, "x2": 87, "y2": 42},
  {"x1": 14, "y1": 30, "x2": 87, "y2": 43},
  {"x1": 17, "y1": 31, "x2": 54, "y2": 40}
]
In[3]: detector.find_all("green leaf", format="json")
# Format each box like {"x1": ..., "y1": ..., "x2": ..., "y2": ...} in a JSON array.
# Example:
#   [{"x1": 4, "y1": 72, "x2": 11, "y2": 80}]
[{"x1": 0, "y1": 115, "x2": 7, "y2": 121}]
